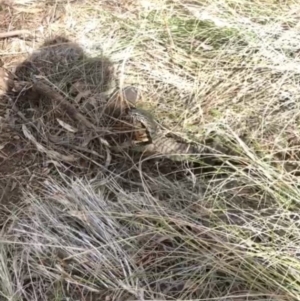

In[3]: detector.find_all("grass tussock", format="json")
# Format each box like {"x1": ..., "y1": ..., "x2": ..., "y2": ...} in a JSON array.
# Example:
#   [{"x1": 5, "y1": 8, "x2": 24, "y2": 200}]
[
  {"x1": 1, "y1": 0, "x2": 300, "y2": 300},
  {"x1": 1, "y1": 168, "x2": 300, "y2": 301}
]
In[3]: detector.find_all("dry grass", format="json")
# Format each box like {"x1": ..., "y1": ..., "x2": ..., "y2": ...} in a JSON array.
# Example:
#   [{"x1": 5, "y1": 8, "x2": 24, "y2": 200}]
[{"x1": 1, "y1": 0, "x2": 300, "y2": 300}]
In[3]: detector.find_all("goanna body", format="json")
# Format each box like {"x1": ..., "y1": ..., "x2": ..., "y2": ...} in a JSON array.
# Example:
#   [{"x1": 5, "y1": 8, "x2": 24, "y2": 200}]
[{"x1": 127, "y1": 107, "x2": 207, "y2": 158}]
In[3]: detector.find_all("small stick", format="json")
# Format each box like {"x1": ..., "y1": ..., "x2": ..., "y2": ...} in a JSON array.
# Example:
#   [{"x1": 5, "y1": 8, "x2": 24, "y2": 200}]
[{"x1": 0, "y1": 30, "x2": 30, "y2": 39}]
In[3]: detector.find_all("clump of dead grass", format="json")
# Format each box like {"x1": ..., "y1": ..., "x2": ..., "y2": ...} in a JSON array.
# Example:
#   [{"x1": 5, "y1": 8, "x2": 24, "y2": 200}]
[{"x1": 1, "y1": 146, "x2": 300, "y2": 301}]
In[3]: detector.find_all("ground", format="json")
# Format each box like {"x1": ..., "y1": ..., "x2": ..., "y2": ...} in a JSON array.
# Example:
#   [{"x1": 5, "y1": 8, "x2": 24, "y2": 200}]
[{"x1": 1, "y1": 0, "x2": 300, "y2": 300}]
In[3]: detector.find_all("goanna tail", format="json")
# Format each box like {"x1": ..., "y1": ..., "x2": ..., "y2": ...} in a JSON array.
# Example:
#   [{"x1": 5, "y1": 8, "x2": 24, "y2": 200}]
[{"x1": 136, "y1": 135, "x2": 215, "y2": 161}]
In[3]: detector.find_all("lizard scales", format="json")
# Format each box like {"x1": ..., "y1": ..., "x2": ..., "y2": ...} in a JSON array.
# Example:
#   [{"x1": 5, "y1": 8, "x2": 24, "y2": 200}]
[{"x1": 127, "y1": 107, "x2": 207, "y2": 158}]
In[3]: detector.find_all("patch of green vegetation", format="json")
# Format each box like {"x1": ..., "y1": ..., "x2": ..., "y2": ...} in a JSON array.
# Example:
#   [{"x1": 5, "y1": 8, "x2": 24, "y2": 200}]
[
  {"x1": 145, "y1": 11, "x2": 250, "y2": 52},
  {"x1": 171, "y1": 18, "x2": 243, "y2": 47},
  {"x1": 209, "y1": 108, "x2": 222, "y2": 118}
]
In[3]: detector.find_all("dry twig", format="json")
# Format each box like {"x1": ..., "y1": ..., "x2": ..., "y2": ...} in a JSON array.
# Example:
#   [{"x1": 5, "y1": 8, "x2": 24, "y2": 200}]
[{"x1": 0, "y1": 30, "x2": 31, "y2": 39}]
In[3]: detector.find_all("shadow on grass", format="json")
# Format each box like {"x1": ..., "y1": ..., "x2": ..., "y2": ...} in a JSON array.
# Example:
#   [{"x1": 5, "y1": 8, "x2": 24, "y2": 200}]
[
  {"x1": 0, "y1": 36, "x2": 116, "y2": 211},
  {"x1": 15, "y1": 35, "x2": 115, "y2": 94}
]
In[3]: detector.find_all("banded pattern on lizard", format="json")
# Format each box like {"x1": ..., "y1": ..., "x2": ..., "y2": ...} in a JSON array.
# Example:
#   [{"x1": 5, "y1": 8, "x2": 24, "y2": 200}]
[
  {"x1": 106, "y1": 87, "x2": 216, "y2": 160},
  {"x1": 126, "y1": 106, "x2": 211, "y2": 159}
]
